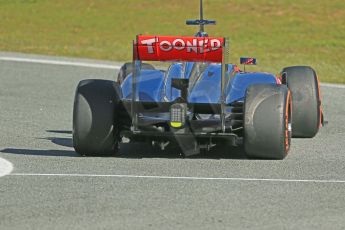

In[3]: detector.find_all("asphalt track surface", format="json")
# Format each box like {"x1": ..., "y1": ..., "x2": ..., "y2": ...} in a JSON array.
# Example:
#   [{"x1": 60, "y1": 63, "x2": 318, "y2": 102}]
[{"x1": 0, "y1": 52, "x2": 344, "y2": 230}]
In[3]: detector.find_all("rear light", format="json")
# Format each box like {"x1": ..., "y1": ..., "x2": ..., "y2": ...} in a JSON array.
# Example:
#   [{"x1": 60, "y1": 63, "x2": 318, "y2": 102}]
[{"x1": 170, "y1": 103, "x2": 187, "y2": 128}]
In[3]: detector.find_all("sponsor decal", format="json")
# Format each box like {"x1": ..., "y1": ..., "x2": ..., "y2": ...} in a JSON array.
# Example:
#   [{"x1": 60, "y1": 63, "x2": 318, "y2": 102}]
[
  {"x1": 140, "y1": 37, "x2": 221, "y2": 54},
  {"x1": 136, "y1": 35, "x2": 224, "y2": 62}
]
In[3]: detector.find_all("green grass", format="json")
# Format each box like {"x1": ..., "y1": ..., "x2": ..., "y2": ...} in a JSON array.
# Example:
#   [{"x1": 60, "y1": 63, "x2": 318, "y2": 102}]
[{"x1": 0, "y1": 0, "x2": 344, "y2": 83}]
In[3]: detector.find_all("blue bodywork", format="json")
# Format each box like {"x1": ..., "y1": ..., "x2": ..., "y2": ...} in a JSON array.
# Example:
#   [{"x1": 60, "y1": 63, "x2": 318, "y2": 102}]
[{"x1": 121, "y1": 62, "x2": 278, "y2": 106}]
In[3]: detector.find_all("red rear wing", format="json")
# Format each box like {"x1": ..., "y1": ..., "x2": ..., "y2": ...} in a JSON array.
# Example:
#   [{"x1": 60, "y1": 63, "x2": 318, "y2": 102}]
[{"x1": 135, "y1": 35, "x2": 225, "y2": 63}]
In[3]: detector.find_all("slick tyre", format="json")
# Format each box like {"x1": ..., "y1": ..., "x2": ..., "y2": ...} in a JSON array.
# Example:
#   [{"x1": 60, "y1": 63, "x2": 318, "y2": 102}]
[
  {"x1": 117, "y1": 62, "x2": 155, "y2": 84},
  {"x1": 244, "y1": 84, "x2": 292, "y2": 160},
  {"x1": 281, "y1": 66, "x2": 321, "y2": 137},
  {"x1": 73, "y1": 79, "x2": 122, "y2": 156}
]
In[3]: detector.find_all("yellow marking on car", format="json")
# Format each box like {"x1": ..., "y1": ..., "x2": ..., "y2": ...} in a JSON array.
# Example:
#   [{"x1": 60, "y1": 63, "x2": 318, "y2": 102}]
[{"x1": 170, "y1": 122, "x2": 182, "y2": 128}]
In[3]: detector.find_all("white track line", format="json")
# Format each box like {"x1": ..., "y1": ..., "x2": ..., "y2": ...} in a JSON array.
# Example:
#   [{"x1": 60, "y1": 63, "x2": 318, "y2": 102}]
[
  {"x1": 0, "y1": 56, "x2": 121, "y2": 70},
  {"x1": 0, "y1": 56, "x2": 345, "y2": 88},
  {"x1": 320, "y1": 83, "x2": 345, "y2": 89},
  {"x1": 0, "y1": 158, "x2": 13, "y2": 177},
  {"x1": 9, "y1": 173, "x2": 345, "y2": 184}
]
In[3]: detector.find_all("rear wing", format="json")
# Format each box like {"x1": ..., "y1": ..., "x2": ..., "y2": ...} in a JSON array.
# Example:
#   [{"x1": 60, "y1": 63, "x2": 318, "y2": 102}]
[
  {"x1": 131, "y1": 35, "x2": 229, "y2": 132},
  {"x1": 134, "y1": 35, "x2": 225, "y2": 63}
]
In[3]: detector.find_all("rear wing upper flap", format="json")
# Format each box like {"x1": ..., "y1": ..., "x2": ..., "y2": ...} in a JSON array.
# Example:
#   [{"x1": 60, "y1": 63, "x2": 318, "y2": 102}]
[{"x1": 134, "y1": 35, "x2": 226, "y2": 63}]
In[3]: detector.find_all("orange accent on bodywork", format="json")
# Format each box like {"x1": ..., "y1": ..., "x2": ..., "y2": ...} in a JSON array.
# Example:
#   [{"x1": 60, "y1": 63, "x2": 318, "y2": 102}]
[
  {"x1": 275, "y1": 75, "x2": 282, "y2": 85},
  {"x1": 233, "y1": 65, "x2": 240, "y2": 72},
  {"x1": 276, "y1": 73, "x2": 282, "y2": 84}
]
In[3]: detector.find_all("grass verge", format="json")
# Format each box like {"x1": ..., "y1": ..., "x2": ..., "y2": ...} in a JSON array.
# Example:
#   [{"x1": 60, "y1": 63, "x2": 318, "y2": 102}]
[{"x1": 0, "y1": 0, "x2": 344, "y2": 83}]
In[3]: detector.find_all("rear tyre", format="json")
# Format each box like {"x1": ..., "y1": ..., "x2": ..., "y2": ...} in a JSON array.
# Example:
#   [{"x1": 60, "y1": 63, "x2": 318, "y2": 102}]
[
  {"x1": 281, "y1": 66, "x2": 321, "y2": 137},
  {"x1": 117, "y1": 62, "x2": 155, "y2": 84},
  {"x1": 244, "y1": 84, "x2": 292, "y2": 160},
  {"x1": 73, "y1": 79, "x2": 122, "y2": 156}
]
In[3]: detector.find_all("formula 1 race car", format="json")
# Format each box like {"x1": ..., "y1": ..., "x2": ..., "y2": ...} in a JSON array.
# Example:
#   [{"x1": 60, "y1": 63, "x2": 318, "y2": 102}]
[{"x1": 73, "y1": 0, "x2": 324, "y2": 159}]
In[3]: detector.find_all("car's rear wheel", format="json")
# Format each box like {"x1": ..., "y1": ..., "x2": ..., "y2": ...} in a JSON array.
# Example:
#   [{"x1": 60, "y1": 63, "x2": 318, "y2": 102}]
[
  {"x1": 73, "y1": 79, "x2": 122, "y2": 156},
  {"x1": 117, "y1": 62, "x2": 155, "y2": 84},
  {"x1": 281, "y1": 66, "x2": 321, "y2": 138},
  {"x1": 244, "y1": 84, "x2": 292, "y2": 159}
]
